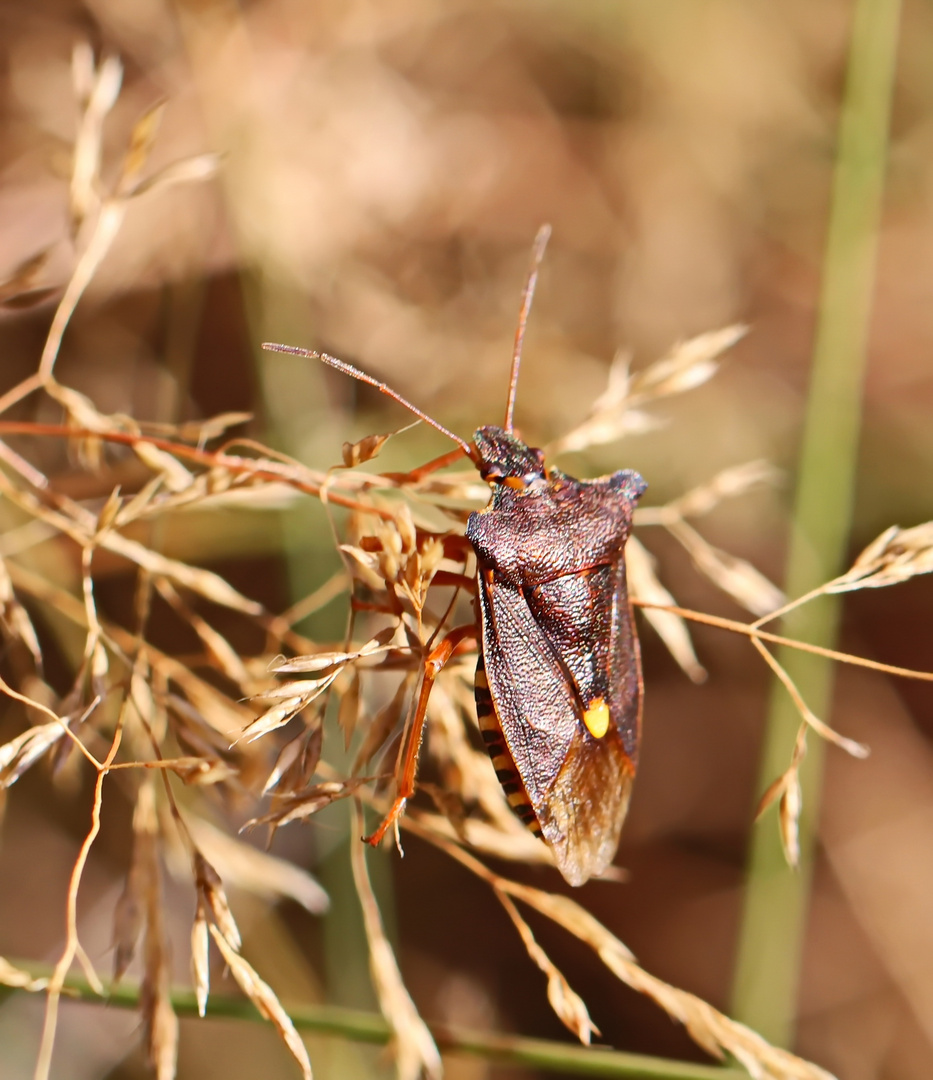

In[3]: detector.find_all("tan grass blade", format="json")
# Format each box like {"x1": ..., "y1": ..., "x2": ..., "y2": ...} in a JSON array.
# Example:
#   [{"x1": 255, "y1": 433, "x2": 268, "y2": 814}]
[{"x1": 351, "y1": 804, "x2": 441, "y2": 1080}]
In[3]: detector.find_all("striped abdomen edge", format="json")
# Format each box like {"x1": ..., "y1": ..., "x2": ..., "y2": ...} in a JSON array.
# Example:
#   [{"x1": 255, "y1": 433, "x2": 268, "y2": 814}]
[{"x1": 474, "y1": 654, "x2": 541, "y2": 836}]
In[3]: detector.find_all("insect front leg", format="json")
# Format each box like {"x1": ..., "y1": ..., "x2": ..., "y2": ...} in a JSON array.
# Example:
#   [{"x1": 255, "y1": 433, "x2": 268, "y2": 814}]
[
  {"x1": 364, "y1": 623, "x2": 477, "y2": 846},
  {"x1": 382, "y1": 446, "x2": 469, "y2": 485}
]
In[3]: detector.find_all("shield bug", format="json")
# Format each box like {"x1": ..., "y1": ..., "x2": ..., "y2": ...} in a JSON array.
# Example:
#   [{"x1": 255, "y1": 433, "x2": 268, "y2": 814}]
[{"x1": 263, "y1": 226, "x2": 647, "y2": 885}]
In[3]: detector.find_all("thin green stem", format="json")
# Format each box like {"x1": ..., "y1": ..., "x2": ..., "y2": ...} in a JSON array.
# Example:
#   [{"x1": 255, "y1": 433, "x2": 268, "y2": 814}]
[
  {"x1": 3, "y1": 962, "x2": 745, "y2": 1080},
  {"x1": 731, "y1": 0, "x2": 902, "y2": 1047}
]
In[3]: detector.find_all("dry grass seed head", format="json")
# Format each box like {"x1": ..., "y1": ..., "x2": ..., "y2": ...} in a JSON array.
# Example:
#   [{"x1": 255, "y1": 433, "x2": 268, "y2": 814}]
[
  {"x1": 262, "y1": 724, "x2": 324, "y2": 796},
  {"x1": 505, "y1": 880, "x2": 835, "y2": 1080},
  {"x1": 548, "y1": 324, "x2": 746, "y2": 456},
  {"x1": 830, "y1": 520, "x2": 933, "y2": 590},
  {"x1": 625, "y1": 535, "x2": 706, "y2": 682},
  {"x1": 0, "y1": 556, "x2": 43, "y2": 667},
  {"x1": 0, "y1": 720, "x2": 68, "y2": 788},
  {"x1": 496, "y1": 889, "x2": 600, "y2": 1044},
  {"x1": 208, "y1": 926, "x2": 313, "y2": 1080},
  {"x1": 243, "y1": 777, "x2": 370, "y2": 831},
  {"x1": 755, "y1": 724, "x2": 808, "y2": 869},
  {"x1": 669, "y1": 460, "x2": 782, "y2": 520},
  {"x1": 188, "y1": 814, "x2": 329, "y2": 915},
  {"x1": 668, "y1": 517, "x2": 785, "y2": 618},
  {"x1": 240, "y1": 682, "x2": 334, "y2": 744},
  {"x1": 191, "y1": 903, "x2": 210, "y2": 1019},
  {"x1": 193, "y1": 849, "x2": 242, "y2": 950}
]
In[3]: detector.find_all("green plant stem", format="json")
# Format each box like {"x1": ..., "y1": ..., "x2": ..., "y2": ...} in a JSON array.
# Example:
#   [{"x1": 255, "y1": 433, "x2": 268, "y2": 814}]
[
  {"x1": 730, "y1": 0, "x2": 901, "y2": 1047},
  {"x1": 3, "y1": 963, "x2": 745, "y2": 1080}
]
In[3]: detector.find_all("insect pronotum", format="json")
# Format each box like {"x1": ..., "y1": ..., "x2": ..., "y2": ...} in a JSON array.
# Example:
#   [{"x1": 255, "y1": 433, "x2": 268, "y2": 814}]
[{"x1": 263, "y1": 226, "x2": 647, "y2": 886}]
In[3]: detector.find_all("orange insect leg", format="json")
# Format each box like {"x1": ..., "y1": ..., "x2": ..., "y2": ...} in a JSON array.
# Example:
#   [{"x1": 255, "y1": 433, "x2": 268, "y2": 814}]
[
  {"x1": 365, "y1": 622, "x2": 477, "y2": 846},
  {"x1": 382, "y1": 446, "x2": 468, "y2": 485}
]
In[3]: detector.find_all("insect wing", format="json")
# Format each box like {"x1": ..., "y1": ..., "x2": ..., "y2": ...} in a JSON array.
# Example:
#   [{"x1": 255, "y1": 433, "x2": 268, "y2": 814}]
[{"x1": 477, "y1": 542, "x2": 641, "y2": 886}]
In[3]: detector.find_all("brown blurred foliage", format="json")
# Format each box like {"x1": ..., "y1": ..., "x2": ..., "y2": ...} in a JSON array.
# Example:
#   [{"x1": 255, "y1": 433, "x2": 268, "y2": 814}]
[{"x1": 2, "y1": 2, "x2": 933, "y2": 1079}]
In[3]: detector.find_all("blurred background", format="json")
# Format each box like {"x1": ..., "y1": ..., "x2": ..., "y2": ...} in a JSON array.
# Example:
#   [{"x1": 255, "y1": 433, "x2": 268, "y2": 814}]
[{"x1": 1, "y1": 1, "x2": 933, "y2": 1078}]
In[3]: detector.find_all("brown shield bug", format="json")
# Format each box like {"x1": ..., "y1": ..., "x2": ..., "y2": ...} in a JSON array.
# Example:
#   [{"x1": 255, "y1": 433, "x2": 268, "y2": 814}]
[{"x1": 264, "y1": 226, "x2": 647, "y2": 885}]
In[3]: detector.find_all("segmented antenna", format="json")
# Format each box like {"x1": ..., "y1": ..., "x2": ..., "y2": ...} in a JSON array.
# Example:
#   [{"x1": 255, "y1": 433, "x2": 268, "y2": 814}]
[
  {"x1": 503, "y1": 223, "x2": 552, "y2": 434},
  {"x1": 260, "y1": 344, "x2": 473, "y2": 456}
]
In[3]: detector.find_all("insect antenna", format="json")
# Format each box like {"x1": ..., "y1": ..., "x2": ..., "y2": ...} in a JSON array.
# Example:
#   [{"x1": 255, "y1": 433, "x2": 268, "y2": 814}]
[
  {"x1": 261, "y1": 344, "x2": 473, "y2": 457},
  {"x1": 503, "y1": 223, "x2": 552, "y2": 434}
]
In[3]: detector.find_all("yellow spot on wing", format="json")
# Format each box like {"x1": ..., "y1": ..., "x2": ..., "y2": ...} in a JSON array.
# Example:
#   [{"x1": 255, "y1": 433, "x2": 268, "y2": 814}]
[{"x1": 583, "y1": 697, "x2": 610, "y2": 739}]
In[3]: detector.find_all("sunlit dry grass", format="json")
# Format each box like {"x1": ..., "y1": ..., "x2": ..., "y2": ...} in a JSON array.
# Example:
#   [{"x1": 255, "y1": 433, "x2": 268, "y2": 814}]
[{"x1": 2, "y1": 9, "x2": 933, "y2": 1080}]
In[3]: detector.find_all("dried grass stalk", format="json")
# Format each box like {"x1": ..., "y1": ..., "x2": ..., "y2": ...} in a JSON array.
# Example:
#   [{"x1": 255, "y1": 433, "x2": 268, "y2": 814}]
[{"x1": 350, "y1": 803, "x2": 441, "y2": 1080}]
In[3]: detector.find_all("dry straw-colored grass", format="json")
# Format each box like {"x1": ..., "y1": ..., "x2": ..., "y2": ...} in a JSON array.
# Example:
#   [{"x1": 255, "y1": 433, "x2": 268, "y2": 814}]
[{"x1": 2, "y1": 45, "x2": 933, "y2": 1080}]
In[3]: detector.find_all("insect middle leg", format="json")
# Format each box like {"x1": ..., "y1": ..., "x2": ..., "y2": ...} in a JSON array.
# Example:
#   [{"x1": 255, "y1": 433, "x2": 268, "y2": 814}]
[{"x1": 365, "y1": 622, "x2": 477, "y2": 846}]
